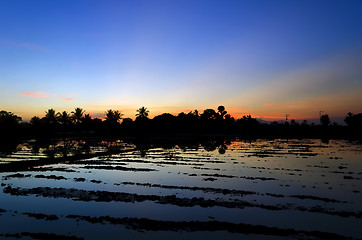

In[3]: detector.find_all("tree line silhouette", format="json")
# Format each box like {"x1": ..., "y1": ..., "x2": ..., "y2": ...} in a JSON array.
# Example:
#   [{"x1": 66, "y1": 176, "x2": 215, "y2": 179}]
[{"x1": 0, "y1": 107, "x2": 361, "y2": 139}]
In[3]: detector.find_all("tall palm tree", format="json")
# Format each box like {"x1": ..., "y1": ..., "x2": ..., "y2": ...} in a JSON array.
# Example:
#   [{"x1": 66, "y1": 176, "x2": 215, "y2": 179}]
[
  {"x1": 82, "y1": 113, "x2": 92, "y2": 127},
  {"x1": 57, "y1": 111, "x2": 71, "y2": 125},
  {"x1": 136, "y1": 106, "x2": 149, "y2": 121},
  {"x1": 83, "y1": 113, "x2": 92, "y2": 122},
  {"x1": 105, "y1": 109, "x2": 123, "y2": 124},
  {"x1": 45, "y1": 109, "x2": 57, "y2": 124},
  {"x1": 71, "y1": 107, "x2": 85, "y2": 124}
]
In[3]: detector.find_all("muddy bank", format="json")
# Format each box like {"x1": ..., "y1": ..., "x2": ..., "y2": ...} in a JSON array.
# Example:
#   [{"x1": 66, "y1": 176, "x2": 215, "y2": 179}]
[
  {"x1": 2, "y1": 186, "x2": 282, "y2": 211},
  {"x1": 23, "y1": 212, "x2": 59, "y2": 221},
  {"x1": 34, "y1": 175, "x2": 68, "y2": 180},
  {"x1": 0, "y1": 148, "x2": 136, "y2": 173},
  {"x1": 117, "y1": 181, "x2": 258, "y2": 196},
  {"x1": 80, "y1": 165, "x2": 158, "y2": 172},
  {"x1": 2, "y1": 173, "x2": 31, "y2": 180},
  {"x1": 0, "y1": 232, "x2": 84, "y2": 240},
  {"x1": 290, "y1": 195, "x2": 347, "y2": 203},
  {"x1": 3, "y1": 186, "x2": 361, "y2": 218},
  {"x1": 200, "y1": 173, "x2": 277, "y2": 181},
  {"x1": 108, "y1": 158, "x2": 206, "y2": 166},
  {"x1": 66, "y1": 215, "x2": 354, "y2": 240},
  {"x1": 118, "y1": 182, "x2": 346, "y2": 203}
]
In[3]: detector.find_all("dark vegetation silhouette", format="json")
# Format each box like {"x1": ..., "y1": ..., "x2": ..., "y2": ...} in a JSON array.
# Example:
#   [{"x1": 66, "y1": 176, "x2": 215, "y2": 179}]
[
  {"x1": 345, "y1": 112, "x2": 362, "y2": 129},
  {"x1": 320, "y1": 114, "x2": 331, "y2": 127},
  {"x1": 135, "y1": 106, "x2": 149, "y2": 121},
  {"x1": 0, "y1": 106, "x2": 361, "y2": 139},
  {"x1": 104, "y1": 109, "x2": 123, "y2": 130},
  {"x1": 0, "y1": 111, "x2": 22, "y2": 137}
]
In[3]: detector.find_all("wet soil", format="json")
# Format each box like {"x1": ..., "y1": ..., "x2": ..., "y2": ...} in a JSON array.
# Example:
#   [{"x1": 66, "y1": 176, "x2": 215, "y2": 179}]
[{"x1": 3, "y1": 185, "x2": 361, "y2": 218}]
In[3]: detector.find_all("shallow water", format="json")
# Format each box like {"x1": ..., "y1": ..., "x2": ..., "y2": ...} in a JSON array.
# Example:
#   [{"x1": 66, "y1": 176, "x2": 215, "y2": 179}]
[{"x1": 0, "y1": 138, "x2": 361, "y2": 240}]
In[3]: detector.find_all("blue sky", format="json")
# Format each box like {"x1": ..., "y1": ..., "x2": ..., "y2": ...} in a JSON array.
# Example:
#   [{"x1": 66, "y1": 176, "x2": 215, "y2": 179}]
[{"x1": 1, "y1": 0, "x2": 362, "y2": 121}]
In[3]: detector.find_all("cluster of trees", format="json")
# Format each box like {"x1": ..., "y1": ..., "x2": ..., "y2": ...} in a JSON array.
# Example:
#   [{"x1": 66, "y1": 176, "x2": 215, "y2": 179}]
[
  {"x1": 0, "y1": 110, "x2": 22, "y2": 135},
  {"x1": 344, "y1": 112, "x2": 362, "y2": 129},
  {"x1": 0, "y1": 106, "x2": 361, "y2": 138},
  {"x1": 30, "y1": 106, "x2": 234, "y2": 126}
]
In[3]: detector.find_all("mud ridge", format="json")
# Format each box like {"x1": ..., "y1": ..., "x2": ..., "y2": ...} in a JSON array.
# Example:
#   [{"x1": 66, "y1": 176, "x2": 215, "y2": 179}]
[
  {"x1": 66, "y1": 215, "x2": 354, "y2": 240},
  {"x1": 119, "y1": 182, "x2": 345, "y2": 204},
  {"x1": 23, "y1": 212, "x2": 59, "y2": 221},
  {"x1": 201, "y1": 173, "x2": 276, "y2": 181},
  {"x1": 118, "y1": 181, "x2": 258, "y2": 196},
  {"x1": 3, "y1": 186, "x2": 361, "y2": 218},
  {"x1": 0, "y1": 232, "x2": 84, "y2": 240},
  {"x1": 80, "y1": 165, "x2": 158, "y2": 172}
]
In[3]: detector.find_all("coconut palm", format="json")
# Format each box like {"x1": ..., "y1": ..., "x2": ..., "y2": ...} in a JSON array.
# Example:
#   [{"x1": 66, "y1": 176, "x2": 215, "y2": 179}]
[
  {"x1": 83, "y1": 113, "x2": 92, "y2": 122},
  {"x1": 135, "y1": 106, "x2": 149, "y2": 121},
  {"x1": 71, "y1": 107, "x2": 85, "y2": 124},
  {"x1": 105, "y1": 109, "x2": 123, "y2": 124},
  {"x1": 45, "y1": 109, "x2": 57, "y2": 124},
  {"x1": 57, "y1": 111, "x2": 71, "y2": 125}
]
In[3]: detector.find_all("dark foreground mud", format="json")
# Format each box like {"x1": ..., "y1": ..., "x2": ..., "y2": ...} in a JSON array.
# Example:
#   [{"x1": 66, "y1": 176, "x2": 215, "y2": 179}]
[
  {"x1": 0, "y1": 208, "x2": 358, "y2": 240},
  {"x1": 66, "y1": 215, "x2": 355, "y2": 240},
  {"x1": 3, "y1": 186, "x2": 361, "y2": 218},
  {"x1": 118, "y1": 182, "x2": 347, "y2": 203},
  {"x1": 0, "y1": 232, "x2": 84, "y2": 240}
]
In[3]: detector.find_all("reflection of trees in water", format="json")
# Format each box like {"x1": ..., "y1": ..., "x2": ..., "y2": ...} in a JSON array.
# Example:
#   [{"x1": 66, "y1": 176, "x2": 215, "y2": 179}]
[
  {"x1": 218, "y1": 145, "x2": 227, "y2": 154},
  {"x1": 131, "y1": 138, "x2": 234, "y2": 156},
  {"x1": 178, "y1": 143, "x2": 199, "y2": 152},
  {"x1": 104, "y1": 140, "x2": 125, "y2": 155},
  {"x1": 0, "y1": 137, "x2": 236, "y2": 161},
  {"x1": 201, "y1": 139, "x2": 230, "y2": 154},
  {"x1": 139, "y1": 149, "x2": 148, "y2": 157},
  {"x1": 30, "y1": 139, "x2": 113, "y2": 158},
  {"x1": 0, "y1": 141, "x2": 20, "y2": 157}
]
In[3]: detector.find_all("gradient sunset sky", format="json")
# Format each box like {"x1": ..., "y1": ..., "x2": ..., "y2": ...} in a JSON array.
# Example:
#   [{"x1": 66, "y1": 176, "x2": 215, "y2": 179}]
[{"x1": 1, "y1": 0, "x2": 362, "y2": 122}]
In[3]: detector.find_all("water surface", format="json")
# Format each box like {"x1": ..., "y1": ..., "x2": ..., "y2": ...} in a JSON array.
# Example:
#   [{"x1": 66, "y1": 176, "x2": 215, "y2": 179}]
[{"x1": 0, "y1": 138, "x2": 361, "y2": 240}]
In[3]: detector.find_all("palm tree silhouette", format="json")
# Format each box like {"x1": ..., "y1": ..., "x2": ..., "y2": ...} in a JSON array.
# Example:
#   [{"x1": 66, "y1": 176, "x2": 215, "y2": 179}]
[
  {"x1": 72, "y1": 108, "x2": 85, "y2": 124},
  {"x1": 136, "y1": 106, "x2": 149, "y2": 121},
  {"x1": 105, "y1": 109, "x2": 123, "y2": 124},
  {"x1": 57, "y1": 111, "x2": 71, "y2": 125},
  {"x1": 45, "y1": 109, "x2": 57, "y2": 124},
  {"x1": 83, "y1": 113, "x2": 92, "y2": 122}
]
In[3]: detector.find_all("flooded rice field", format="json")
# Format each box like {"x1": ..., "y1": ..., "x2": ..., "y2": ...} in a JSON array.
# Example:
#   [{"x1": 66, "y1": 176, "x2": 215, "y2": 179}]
[{"x1": 0, "y1": 138, "x2": 361, "y2": 240}]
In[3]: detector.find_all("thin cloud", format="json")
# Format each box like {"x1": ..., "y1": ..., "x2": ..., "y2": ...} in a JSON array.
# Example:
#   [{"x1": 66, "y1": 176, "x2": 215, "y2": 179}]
[
  {"x1": 61, "y1": 97, "x2": 75, "y2": 101},
  {"x1": 20, "y1": 91, "x2": 49, "y2": 98}
]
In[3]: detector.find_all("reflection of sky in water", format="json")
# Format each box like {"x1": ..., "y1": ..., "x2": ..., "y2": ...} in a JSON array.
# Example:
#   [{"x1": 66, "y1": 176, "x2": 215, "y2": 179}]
[{"x1": 0, "y1": 139, "x2": 361, "y2": 239}]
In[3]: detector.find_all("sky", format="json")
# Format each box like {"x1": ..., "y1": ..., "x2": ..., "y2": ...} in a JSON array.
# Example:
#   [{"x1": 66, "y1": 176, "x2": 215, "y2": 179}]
[{"x1": 1, "y1": 0, "x2": 362, "y2": 123}]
